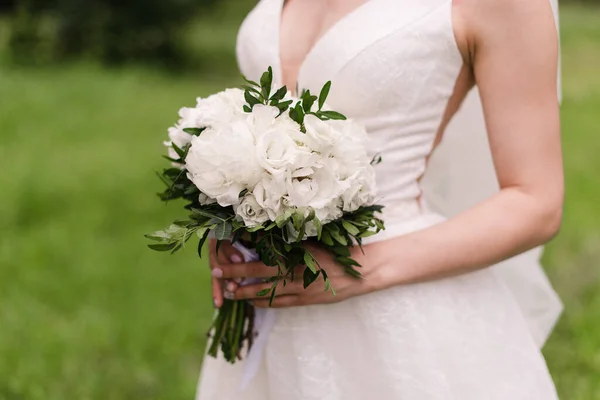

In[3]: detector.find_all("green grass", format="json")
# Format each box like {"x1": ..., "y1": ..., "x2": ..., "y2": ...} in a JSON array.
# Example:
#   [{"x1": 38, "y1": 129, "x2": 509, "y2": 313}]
[
  {"x1": 0, "y1": 4, "x2": 599, "y2": 400},
  {"x1": 541, "y1": 5, "x2": 600, "y2": 399}
]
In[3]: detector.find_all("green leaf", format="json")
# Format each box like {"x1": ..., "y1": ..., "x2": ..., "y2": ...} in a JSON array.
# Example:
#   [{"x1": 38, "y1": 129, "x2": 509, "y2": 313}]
[
  {"x1": 191, "y1": 208, "x2": 227, "y2": 221},
  {"x1": 243, "y1": 105, "x2": 252, "y2": 113},
  {"x1": 215, "y1": 239, "x2": 224, "y2": 255},
  {"x1": 341, "y1": 220, "x2": 360, "y2": 236},
  {"x1": 295, "y1": 223, "x2": 306, "y2": 243},
  {"x1": 275, "y1": 100, "x2": 293, "y2": 113},
  {"x1": 241, "y1": 85, "x2": 261, "y2": 95},
  {"x1": 196, "y1": 227, "x2": 209, "y2": 239},
  {"x1": 171, "y1": 142, "x2": 187, "y2": 160},
  {"x1": 260, "y1": 67, "x2": 273, "y2": 99},
  {"x1": 289, "y1": 106, "x2": 299, "y2": 125},
  {"x1": 303, "y1": 252, "x2": 317, "y2": 273},
  {"x1": 197, "y1": 229, "x2": 210, "y2": 258},
  {"x1": 319, "y1": 110, "x2": 347, "y2": 120},
  {"x1": 320, "y1": 230, "x2": 334, "y2": 246},
  {"x1": 144, "y1": 230, "x2": 171, "y2": 241},
  {"x1": 256, "y1": 288, "x2": 271, "y2": 297},
  {"x1": 161, "y1": 155, "x2": 181, "y2": 163},
  {"x1": 292, "y1": 210, "x2": 304, "y2": 231},
  {"x1": 358, "y1": 230, "x2": 378, "y2": 238},
  {"x1": 318, "y1": 81, "x2": 331, "y2": 110},
  {"x1": 246, "y1": 224, "x2": 264, "y2": 232},
  {"x1": 275, "y1": 208, "x2": 293, "y2": 228},
  {"x1": 303, "y1": 267, "x2": 320, "y2": 289},
  {"x1": 370, "y1": 153, "x2": 383, "y2": 165},
  {"x1": 269, "y1": 283, "x2": 278, "y2": 306},
  {"x1": 313, "y1": 217, "x2": 322, "y2": 240},
  {"x1": 243, "y1": 76, "x2": 260, "y2": 87},
  {"x1": 147, "y1": 242, "x2": 177, "y2": 252},
  {"x1": 331, "y1": 246, "x2": 351, "y2": 257},
  {"x1": 301, "y1": 90, "x2": 317, "y2": 113},
  {"x1": 214, "y1": 222, "x2": 233, "y2": 240},
  {"x1": 328, "y1": 228, "x2": 348, "y2": 246},
  {"x1": 270, "y1": 85, "x2": 287, "y2": 101},
  {"x1": 335, "y1": 256, "x2": 361, "y2": 267},
  {"x1": 264, "y1": 222, "x2": 277, "y2": 231},
  {"x1": 344, "y1": 267, "x2": 362, "y2": 279},
  {"x1": 244, "y1": 91, "x2": 261, "y2": 107},
  {"x1": 182, "y1": 127, "x2": 206, "y2": 136}
]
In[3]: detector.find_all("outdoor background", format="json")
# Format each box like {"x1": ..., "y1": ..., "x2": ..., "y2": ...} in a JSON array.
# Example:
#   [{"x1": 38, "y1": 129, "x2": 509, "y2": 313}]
[{"x1": 0, "y1": 0, "x2": 599, "y2": 399}]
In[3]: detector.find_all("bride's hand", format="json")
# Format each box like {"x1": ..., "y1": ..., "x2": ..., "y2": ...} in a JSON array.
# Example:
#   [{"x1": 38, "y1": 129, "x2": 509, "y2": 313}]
[
  {"x1": 209, "y1": 240, "x2": 385, "y2": 308},
  {"x1": 208, "y1": 239, "x2": 244, "y2": 308}
]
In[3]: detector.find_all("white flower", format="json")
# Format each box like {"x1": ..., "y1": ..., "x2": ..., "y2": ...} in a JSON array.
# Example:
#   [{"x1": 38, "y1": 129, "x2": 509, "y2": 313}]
[
  {"x1": 253, "y1": 175, "x2": 288, "y2": 221},
  {"x1": 252, "y1": 106, "x2": 315, "y2": 175},
  {"x1": 164, "y1": 89, "x2": 246, "y2": 160},
  {"x1": 300, "y1": 114, "x2": 343, "y2": 154},
  {"x1": 285, "y1": 164, "x2": 349, "y2": 213},
  {"x1": 195, "y1": 88, "x2": 247, "y2": 127},
  {"x1": 342, "y1": 167, "x2": 377, "y2": 212},
  {"x1": 185, "y1": 122, "x2": 261, "y2": 207},
  {"x1": 164, "y1": 107, "x2": 201, "y2": 160},
  {"x1": 235, "y1": 194, "x2": 269, "y2": 227},
  {"x1": 198, "y1": 192, "x2": 217, "y2": 205}
]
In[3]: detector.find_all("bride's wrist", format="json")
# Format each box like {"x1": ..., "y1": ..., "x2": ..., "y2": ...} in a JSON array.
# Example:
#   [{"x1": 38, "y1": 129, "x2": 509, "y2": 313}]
[{"x1": 364, "y1": 241, "x2": 402, "y2": 292}]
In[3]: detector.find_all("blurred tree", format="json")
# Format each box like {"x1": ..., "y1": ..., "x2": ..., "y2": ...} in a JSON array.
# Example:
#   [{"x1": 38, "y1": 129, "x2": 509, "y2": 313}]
[
  {"x1": 0, "y1": 0, "x2": 17, "y2": 14},
  {"x1": 7, "y1": 0, "x2": 219, "y2": 67}
]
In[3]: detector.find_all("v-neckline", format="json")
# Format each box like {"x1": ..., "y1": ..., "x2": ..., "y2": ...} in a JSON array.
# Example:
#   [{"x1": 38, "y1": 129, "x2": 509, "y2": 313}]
[{"x1": 275, "y1": 0, "x2": 372, "y2": 93}]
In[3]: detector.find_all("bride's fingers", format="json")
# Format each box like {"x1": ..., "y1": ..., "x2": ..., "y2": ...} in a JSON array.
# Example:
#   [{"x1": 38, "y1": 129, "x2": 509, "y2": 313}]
[
  {"x1": 225, "y1": 280, "x2": 239, "y2": 293},
  {"x1": 215, "y1": 261, "x2": 278, "y2": 279},
  {"x1": 253, "y1": 295, "x2": 303, "y2": 309},
  {"x1": 211, "y1": 276, "x2": 224, "y2": 308},
  {"x1": 231, "y1": 281, "x2": 302, "y2": 300},
  {"x1": 216, "y1": 241, "x2": 244, "y2": 264}
]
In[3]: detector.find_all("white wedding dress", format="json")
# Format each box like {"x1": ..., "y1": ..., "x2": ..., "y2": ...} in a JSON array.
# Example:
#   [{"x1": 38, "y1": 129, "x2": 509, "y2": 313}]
[{"x1": 196, "y1": 0, "x2": 563, "y2": 398}]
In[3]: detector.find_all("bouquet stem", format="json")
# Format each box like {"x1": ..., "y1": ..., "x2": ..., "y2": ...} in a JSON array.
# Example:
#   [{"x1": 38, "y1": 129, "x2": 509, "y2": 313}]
[{"x1": 207, "y1": 299, "x2": 255, "y2": 363}]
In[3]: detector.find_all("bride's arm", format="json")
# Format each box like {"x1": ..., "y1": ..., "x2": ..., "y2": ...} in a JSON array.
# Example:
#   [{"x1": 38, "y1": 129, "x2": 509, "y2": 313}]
[
  {"x1": 212, "y1": 0, "x2": 563, "y2": 307},
  {"x1": 372, "y1": 0, "x2": 563, "y2": 287}
]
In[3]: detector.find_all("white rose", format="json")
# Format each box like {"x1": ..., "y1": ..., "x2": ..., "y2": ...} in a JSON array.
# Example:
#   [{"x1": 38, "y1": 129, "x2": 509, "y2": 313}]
[
  {"x1": 285, "y1": 164, "x2": 349, "y2": 211},
  {"x1": 330, "y1": 119, "x2": 371, "y2": 180},
  {"x1": 195, "y1": 88, "x2": 247, "y2": 127},
  {"x1": 164, "y1": 89, "x2": 247, "y2": 160},
  {"x1": 164, "y1": 107, "x2": 201, "y2": 160},
  {"x1": 255, "y1": 122, "x2": 314, "y2": 176},
  {"x1": 342, "y1": 167, "x2": 377, "y2": 212},
  {"x1": 300, "y1": 114, "x2": 343, "y2": 154},
  {"x1": 316, "y1": 196, "x2": 344, "y2": 221},
  {"x1": 253, "y1": 175, "x2": 288, "y2": 221},
  {"x1": 235, "y1": 194, "x2": 269, "y2": 227},
  {"x1": 198, "y1": 192, "x2": 217, "y2": 205},
  {"x1": 185, "y1": 122, "x2": 261, "y2": 207}
]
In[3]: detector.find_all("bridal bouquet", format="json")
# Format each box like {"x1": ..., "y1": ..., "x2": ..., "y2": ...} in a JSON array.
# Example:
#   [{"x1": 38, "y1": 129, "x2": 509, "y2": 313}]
[{"x1": 146, "y1": 67, "x2": 384, "y2": 363}]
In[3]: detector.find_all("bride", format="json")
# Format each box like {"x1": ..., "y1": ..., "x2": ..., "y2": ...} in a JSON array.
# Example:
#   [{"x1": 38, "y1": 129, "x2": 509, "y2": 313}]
[{"x1": 198, "y1": 0, "x2": 563, "y2": 398}]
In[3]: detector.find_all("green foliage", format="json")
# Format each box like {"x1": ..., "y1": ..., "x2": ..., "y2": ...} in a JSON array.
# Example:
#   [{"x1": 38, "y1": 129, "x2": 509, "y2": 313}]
[
  {"x1": 7, "y1": 0, "x2": 220, "y2": 66},
  {"x1": 242, "y1": 70, "x2": 347, "y2": 133}
]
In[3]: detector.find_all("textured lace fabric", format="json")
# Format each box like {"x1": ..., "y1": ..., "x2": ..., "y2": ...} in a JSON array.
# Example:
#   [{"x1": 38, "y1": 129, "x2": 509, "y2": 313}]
[{"x1": 195, "y1": 0, "x2": 560, "y2": 398}]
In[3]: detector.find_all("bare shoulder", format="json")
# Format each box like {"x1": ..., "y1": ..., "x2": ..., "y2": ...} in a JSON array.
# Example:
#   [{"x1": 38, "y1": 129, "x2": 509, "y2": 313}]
[{"x1": 452, "y1": 0, "x2": 558, "y2": 63}]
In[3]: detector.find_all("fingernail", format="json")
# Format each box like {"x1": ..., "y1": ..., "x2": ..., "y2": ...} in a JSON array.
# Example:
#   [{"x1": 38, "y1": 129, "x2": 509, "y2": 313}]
[
  {"x1": 211, "y1": 268, "x2": 223, "y2": 278},
  {"x1": 230, "y1": 254, "x2": 243, "y2": 263},
  {"x1": 227, "y1": 282, "x2": 237, "y2": 292},
  {"x1": 224, "y1": 291, "x2": 235, "y2": 300}
]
